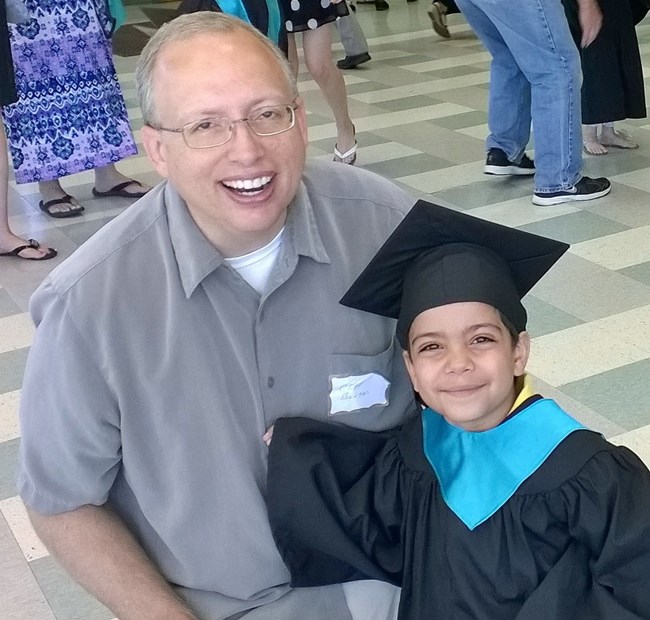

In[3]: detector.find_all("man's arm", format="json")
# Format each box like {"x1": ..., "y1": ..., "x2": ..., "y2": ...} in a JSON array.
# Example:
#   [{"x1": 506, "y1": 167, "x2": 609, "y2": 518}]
[
  {"x1": 577, "y1": 0, "x2": 602, "y2": 47},
  {"x1": 28, "y1": 504, "x2": 199, "y2": 620}
]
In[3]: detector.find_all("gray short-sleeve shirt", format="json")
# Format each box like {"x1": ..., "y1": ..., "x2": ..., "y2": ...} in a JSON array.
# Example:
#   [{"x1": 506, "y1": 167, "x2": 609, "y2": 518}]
[{"x1": 18, "y1": 160, "x2": 417, "y2": 618}]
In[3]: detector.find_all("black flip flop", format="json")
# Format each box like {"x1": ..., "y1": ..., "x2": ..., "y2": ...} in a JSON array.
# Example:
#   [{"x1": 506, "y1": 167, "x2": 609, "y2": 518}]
[
  {"x1": 39, "y1": 195, "x2": 85, "y2": 219},
  {"x1": 0, "y1": 238, "x2": 57, "y2": 261},
  {"x1": 92, "y1": 180, "x2": 148, "y2": 199}
]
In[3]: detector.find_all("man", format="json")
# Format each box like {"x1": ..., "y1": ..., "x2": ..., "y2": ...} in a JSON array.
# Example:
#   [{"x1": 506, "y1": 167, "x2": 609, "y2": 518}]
[
  {"x1": 17, "y1": 12, "x2": 417, "y2": 620},
  {"x1": 455, "y1": 0, "x2": 612, "y2": 206},
  {"x1": 336, "y1": 2, "x2": 372, "y2": 70}
]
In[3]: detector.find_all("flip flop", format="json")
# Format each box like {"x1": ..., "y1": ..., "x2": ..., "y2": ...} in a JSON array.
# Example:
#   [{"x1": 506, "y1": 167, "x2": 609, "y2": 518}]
[
  {"x1": 334, "y1": 126, "x2": 358, "y2": 165},
  {"x1": 39, "y1": 195, "x2": 85, "y2": 219},
  {"x1": 92, "y1": 180, "x2": 149, "y2": 199},
  {"x1": 333, "y1": 142, "x2": 358, "y2": 165},
  {"x1": 0, "y1": 238, "x2": 57, "y2": 261}
]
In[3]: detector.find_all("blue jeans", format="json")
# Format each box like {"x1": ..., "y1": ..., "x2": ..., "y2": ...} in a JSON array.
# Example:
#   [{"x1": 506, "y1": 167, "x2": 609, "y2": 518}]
[{"x1": 456, "y1": 0, "x2": 583, "y2": 192}]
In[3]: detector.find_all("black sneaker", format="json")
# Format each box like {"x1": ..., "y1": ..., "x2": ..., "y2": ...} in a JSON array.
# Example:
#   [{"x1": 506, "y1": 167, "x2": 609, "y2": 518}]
[
  {"x1": 532, "y1": 176, "x2": 611, "y2": 206},
  {"x1": 337, "y1": 52, "x2": 371, "y2": 70},
  {"x1": 375, "y1": 0, "x2": 390, "y2": 10},
  {"x1": 484, "y1": 148, "x2": 535, "y2": 176}
]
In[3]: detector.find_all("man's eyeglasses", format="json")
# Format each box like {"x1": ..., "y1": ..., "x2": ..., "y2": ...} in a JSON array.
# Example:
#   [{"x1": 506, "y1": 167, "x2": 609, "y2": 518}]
[{"x1": 150, "y1": 103, "x2": 299, "y2": 149}]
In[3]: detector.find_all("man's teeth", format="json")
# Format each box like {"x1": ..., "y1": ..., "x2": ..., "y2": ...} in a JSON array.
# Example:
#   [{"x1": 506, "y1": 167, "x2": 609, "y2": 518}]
[{"x1": 223, "y1": 176, "x2": 272, "y2": 190}]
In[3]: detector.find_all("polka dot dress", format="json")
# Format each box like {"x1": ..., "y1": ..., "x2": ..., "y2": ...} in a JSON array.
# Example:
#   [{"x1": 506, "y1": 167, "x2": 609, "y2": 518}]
[{"x1": 282, "y1": 0, "x2": 349, "y2": 33}]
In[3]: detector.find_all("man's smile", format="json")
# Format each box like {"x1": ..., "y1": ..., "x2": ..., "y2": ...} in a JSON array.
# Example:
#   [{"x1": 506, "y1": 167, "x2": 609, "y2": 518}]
[{"x1": 222, "y1": 175, "x2": 273, "y2": 195}]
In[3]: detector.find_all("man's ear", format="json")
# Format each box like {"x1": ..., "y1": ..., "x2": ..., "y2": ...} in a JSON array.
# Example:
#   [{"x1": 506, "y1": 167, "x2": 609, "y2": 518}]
[
  {"x1": 294, "y1": 96, "x2": 309, "y2": 148},
  {"x1": 513, "y1": 331, "x2": 531, "y2": 377},
  {"x1": 141, "y1": 124, "x2": 169, "y2": 178}
]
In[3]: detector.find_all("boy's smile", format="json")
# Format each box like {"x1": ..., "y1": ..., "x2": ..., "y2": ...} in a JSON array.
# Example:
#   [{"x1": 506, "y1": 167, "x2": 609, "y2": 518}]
[{"x1": 403, "y1": 302, "x2": 530, "y2": 432}]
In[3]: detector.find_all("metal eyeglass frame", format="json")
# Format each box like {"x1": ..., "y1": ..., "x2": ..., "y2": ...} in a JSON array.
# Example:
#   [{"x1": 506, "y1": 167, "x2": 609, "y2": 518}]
[{"x1": 149, "y1": 102, "x2": 300, "y2": 149}]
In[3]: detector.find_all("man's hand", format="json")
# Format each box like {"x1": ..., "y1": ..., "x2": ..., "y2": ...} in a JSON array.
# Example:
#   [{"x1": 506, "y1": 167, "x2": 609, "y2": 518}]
[
  {"x1": 263, "y1": 425, "x2": 274, "y2": 447},
  {"x1": 577, "y1": 0, "x2": 602, "y2": 48}
]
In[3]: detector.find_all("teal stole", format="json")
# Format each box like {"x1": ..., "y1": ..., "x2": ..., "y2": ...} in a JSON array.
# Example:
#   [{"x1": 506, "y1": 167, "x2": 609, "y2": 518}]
[
  {"x1": 422, "y1": 399, "x2": 585, "y2": 530},
  {"x1": 219, "y1": 0, "x2": 281, "y2": 45}
]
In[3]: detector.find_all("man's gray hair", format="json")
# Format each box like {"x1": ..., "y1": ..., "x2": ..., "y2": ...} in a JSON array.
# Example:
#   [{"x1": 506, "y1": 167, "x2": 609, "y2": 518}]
[{"x1": 136, "y1": 12, "x2": 298, "y2": 126}]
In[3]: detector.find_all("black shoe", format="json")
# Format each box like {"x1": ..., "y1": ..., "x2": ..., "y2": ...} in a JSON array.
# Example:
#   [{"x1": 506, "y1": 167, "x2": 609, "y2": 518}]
[
  {"x1": 337, "y1": 52, "x2": 371, "y2": 70},
  {"x1": 532, "y1": 176, "x2": 611, "y2": 206},
  {"x1": 375, "y1": 0, "x2": 390, "y2": 10},
  {"x1": 428, "y1": 2, "x2": 450, "y2": 38},
  {"x1": 484, "y1": 148, "x2": 535, "y2": 176}
]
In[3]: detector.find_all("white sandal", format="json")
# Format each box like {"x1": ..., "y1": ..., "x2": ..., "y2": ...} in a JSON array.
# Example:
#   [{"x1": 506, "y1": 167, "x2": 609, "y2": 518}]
[{"x1": 333, "y1": 141, "x2": 358, "y2": 165}]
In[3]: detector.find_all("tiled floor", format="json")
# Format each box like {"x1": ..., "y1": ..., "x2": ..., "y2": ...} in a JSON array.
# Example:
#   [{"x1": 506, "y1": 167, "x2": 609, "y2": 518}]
[{"x1": 2, "y1": 3, "x2": 650, "y2": 617}]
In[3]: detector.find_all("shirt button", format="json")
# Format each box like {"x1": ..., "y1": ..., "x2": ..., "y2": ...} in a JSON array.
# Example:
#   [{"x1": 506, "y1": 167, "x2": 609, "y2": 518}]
[{"x1": 267, "y1": 377, "x2": 274, "y2": 388}]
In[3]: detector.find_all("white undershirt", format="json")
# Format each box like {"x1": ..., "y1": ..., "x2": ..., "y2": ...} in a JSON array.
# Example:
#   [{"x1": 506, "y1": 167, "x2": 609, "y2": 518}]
[{"x1": 224, "y1": 228, "x2": 284, "y2": 294}]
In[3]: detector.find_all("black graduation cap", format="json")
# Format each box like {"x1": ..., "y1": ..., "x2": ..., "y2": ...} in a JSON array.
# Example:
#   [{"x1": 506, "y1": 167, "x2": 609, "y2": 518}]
[{"x1": 340, "y1": 200, "x2": 569, "y2": 349}]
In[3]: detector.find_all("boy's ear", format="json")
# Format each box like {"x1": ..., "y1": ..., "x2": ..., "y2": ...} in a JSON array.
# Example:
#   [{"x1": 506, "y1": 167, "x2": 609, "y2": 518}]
[{"x1": 513, "y1": 331, "x2": 531, "y2": 377}]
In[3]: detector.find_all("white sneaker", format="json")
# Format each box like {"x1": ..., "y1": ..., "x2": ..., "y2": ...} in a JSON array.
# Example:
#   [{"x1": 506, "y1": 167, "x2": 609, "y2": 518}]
[{"x1": 532, "y1": 177, "x2": 611, "y2": 206}]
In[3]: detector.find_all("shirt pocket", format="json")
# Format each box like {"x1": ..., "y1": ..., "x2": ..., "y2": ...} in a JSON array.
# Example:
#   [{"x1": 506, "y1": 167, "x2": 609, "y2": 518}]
[{"x1": 327, "y1": 339, "x2": 396, "y2": 417}]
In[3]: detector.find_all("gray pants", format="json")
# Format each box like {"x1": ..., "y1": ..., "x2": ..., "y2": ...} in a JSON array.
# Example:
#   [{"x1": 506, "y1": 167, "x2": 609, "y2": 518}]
[
  {"x1": 227, "y1": 582, "x2": 400, "y2": 620},
  {"x1": 233, "y1": 584, "x2": 352, "y2": 619},
  {"x1": 336, "y1": 3, "x2": 369, "y2": 56}
]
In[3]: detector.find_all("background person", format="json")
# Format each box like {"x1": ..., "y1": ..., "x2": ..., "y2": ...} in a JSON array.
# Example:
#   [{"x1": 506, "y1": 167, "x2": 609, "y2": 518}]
[
  {"x1": 283, "y1": 0, "x2": 357, "y2": 164},
  {"x1": 455, "y1": 0, "x2": 611, "y2": 206},
  {"x1": 561, "y1": 0, "x2": 646, "y2": 155},
  {"x1": 427, "y1": 0, "x2": 460, "y2": 38},
  {"x1": 336, "y1": 2, "x2": 372, "y2": 70},
  {"x1": 0, "y1": 0, "x2": 56, "y2": 260},
  {"x1": 2, "y1": 0, "x2": 149, "y2": 218}
]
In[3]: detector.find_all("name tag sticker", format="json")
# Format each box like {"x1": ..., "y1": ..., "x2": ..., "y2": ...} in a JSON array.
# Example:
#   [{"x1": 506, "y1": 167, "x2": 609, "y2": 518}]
[{"x1": 329, "y1": 373, "x2": 390, "y2": 415}]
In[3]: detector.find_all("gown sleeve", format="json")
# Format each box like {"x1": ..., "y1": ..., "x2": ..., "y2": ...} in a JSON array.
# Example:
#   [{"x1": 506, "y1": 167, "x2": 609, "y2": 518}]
[
  {"x1": 561, "y1": 444, "x2": 650, "y2": 618},
  {"x1": 267, "y1": 416, "x2": 407, "y2": 588}
]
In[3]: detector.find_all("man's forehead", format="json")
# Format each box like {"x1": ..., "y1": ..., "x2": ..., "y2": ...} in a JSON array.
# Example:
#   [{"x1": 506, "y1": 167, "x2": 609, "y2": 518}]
[{"x1": 159, "y1": 30, "x2": 258, "y2": 66}]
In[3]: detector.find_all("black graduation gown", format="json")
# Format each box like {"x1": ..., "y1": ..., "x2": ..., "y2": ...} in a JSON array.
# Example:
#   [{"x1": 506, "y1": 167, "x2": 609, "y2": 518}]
[
  {"x1": 562, "y1": 0, "x2": 646, "y2": 124},
  {"x1": 267, "y1": 414, "x2": 650, "y2": 620}
]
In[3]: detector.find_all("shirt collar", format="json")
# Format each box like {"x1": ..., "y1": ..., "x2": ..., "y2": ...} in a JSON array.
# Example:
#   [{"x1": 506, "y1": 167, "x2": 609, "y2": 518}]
[
  {"x1": 510, "y1": 374, "x2": 534, "y2": 412},
  {"x1": 166, "y1": 179, "x2": 330, "y2": 298}
]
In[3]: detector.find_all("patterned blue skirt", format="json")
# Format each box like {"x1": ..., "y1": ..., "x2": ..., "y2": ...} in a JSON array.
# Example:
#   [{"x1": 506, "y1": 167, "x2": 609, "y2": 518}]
[{"x1": 2, "y1": 0, "x2": 137, "y2": 184}]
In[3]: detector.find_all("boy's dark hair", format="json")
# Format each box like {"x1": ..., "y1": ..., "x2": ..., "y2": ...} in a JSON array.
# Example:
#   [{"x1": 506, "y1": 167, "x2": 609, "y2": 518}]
[{"x1": 498, "y1": 311, "x2": 521, "y2": 347}]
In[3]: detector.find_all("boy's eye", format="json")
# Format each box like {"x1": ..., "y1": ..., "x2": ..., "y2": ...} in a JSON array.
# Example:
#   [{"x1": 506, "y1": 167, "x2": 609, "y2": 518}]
[
  {"x1": 419, "y1": 342, "x2": 441, "y2": 353},
  {"x1": 472, "y1": 335, "x2": 495, "y2": 344}
]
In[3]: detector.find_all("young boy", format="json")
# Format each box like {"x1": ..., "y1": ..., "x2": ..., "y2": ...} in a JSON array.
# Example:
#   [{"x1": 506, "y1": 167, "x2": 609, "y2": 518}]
[{"x1": 265, "y1": 200, "x2": 650, "y2": 620}]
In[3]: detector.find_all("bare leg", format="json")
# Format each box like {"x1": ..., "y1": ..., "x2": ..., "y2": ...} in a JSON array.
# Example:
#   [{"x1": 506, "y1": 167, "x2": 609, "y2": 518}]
[
  {"x1": 582, "y1": 124, "x2": 607, "y2": 155},
  {"x1": 0, "y1": 118, "x2": 53, "y2": 258},
  {"x1": 301, "y1": 24, "x2": 356, "y2": 156},
  {"x1": 287, "y1": 33, "x2": 299, "y2": 79}
]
